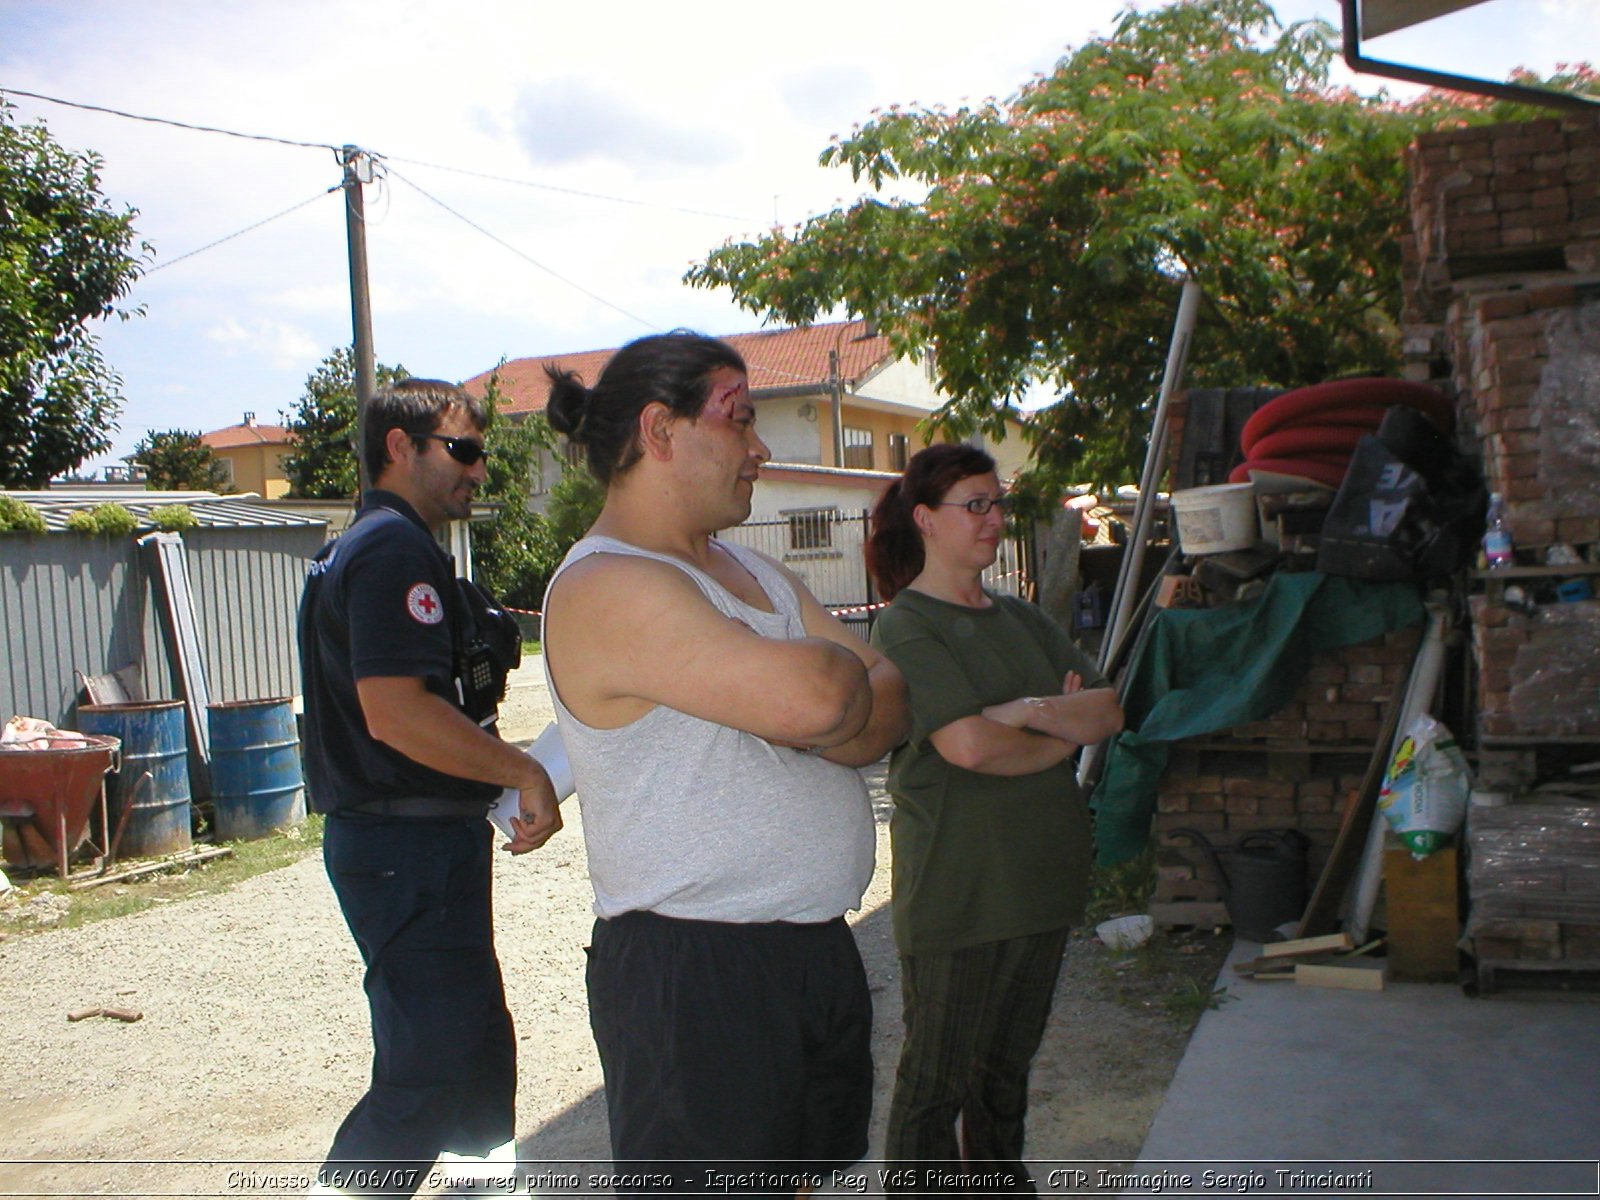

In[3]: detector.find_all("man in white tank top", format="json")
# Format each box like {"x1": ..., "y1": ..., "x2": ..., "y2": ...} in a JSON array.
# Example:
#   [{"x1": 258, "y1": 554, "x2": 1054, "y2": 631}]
[{"x1": 541, "y1": 332, "x2": 909, "y2": 1192}]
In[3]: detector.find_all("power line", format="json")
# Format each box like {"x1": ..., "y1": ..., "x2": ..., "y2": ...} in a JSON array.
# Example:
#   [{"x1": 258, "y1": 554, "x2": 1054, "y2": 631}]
[
  {"x1": 385, "y1": 165, "x2": 659, "y2": 332},
  {"x1": 385, "y1": 154, "x2": 759, "y2": 224},
  {"x1": 146, "y1": 188, "x2": 338, "y2": 273},
  {"x1": 5, "y1": 87, "x2": 771, "y2": 228},
  {"x1": 0, "y1": 86, "x2": 340, "y2": 152}
]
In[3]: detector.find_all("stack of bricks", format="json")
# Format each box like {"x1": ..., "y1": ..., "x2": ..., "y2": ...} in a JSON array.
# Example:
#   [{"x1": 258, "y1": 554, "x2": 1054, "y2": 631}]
[
  {"x1": 1404, "y1": 114, "x2": 1600, "y2": 299},
  {"x1": 1470, "y1": 594, "x2": 1600, "y2": 739},
  {"x1": 1400, "y1": 112, "x2": 1600, "y2": 744},
  {"x1": 1464, "y1": 802, "x2": 1600, "y2": 992},
  {"x1": 1399, "y1": 111, "x2": 1600, "y2": 977},
  {"x1": 1150, "y1": 626, "x2": 1421, "y2": 925}
]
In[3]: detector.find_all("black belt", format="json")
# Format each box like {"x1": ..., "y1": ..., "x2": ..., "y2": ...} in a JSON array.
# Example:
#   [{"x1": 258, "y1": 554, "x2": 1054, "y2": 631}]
[{"x1": 340, "y1": 797, "x2": 489, "y2": 819}]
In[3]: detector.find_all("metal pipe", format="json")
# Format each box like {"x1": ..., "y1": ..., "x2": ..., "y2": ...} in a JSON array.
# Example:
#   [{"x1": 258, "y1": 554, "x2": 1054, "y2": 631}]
[{"x1": 1098, "y1": 278, "x2": 1202, "y2": 672}]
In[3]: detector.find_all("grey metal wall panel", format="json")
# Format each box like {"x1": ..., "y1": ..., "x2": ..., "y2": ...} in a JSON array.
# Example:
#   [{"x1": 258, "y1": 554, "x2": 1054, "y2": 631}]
[
  {"x1": 1, "y1": 534, "x2": 160, "y2": 726},
  {"x1": 177, "y1": 527, "x2": 322, "y2": 704},
  {"x1": 2, "y1": 527, "x2": 320, "y2": 729}
]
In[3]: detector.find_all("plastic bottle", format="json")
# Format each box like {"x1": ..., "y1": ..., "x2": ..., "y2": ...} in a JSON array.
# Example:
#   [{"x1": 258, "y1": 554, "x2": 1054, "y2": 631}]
[{"x1": 1483, "y1": 493, "x2": 1514, "y2": 570}]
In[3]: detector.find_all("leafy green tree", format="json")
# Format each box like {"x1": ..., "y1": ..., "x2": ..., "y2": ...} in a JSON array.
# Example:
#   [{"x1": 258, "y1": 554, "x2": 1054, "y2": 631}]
[
  {"x1": 471, "y1": 374, "x2": 558, "y2": 609},
  {"x1": 1, "y1": 100, "x2": 146, "y2": 487},
  {"x1": 132, "y1": 429, "x2": 232, "y2": 492},
  {"x1": 541, "y1": 463, "x2": 604, "y2": 564},
  {"x1": 688, "y1": 0, "x2": 1587, "y2": 487},
  {"x1": 469, "y1": 371, "x2": 605, "y2": 610},
  {"x1": 281, "y1": 346, "x2": 408, "y2": 498}
]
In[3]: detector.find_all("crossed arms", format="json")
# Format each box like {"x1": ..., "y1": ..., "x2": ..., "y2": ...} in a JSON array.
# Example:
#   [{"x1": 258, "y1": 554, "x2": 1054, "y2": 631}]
[{"x1": 542, "y1": 550, "x2": 908, "y2": 767}]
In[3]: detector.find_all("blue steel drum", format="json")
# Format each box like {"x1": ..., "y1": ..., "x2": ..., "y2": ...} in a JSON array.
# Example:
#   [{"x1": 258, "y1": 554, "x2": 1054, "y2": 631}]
[
  {"x1": 76, "y1": 701, "x2": 193, "y2": 858},
  {"x1": 207, "y1": 698, "x2": 305, "y2": 840}
]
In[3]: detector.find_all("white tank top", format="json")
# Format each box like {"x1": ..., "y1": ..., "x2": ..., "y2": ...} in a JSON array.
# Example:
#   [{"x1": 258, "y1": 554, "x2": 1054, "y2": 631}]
[{"x1": 543, "y1": 535, "x2": 875, "y2": 923}]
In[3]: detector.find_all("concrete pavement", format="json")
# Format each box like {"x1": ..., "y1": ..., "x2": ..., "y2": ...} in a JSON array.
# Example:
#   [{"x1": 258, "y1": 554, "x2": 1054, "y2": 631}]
[{"x1": 1131, "y1": 941, "x2": 1600, "y2": 1196}]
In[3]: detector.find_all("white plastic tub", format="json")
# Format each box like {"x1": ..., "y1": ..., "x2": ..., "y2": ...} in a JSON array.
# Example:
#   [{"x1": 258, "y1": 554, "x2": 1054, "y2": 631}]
[{"x1": 1170, "y1": 482, "x2": 1257, "y2": 555}]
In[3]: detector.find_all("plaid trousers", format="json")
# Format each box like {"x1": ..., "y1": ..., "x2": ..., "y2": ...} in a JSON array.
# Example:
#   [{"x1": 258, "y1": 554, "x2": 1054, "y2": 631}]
[{"x1": 885, "y1": 926, "x2": 1070, "y2": 1193}]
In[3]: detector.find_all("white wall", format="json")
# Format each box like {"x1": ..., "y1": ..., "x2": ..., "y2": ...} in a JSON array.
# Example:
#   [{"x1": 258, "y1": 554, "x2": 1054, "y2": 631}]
[
  {"x1": 747, "y1": 474, "x2": 889, "y2": 524},
  {"x1": 856, "y1": 355, "x2": 946, "y2": 411},
  {"x1": 755, "y1": 395, "x2": 824, "y2": 465}
]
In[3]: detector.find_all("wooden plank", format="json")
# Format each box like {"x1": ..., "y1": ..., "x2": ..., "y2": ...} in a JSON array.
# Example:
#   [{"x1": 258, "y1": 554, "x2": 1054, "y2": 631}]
[
  {"x1": 1150, "y1": 900, "x2": 1229, "y2": 929},
  {"x1": 68, "y1": 845, "x2": 233, "y2": 890},
  {"x1": 1296, "y1": 960, "x2": 1387, "y2": 991},
  {"x1": 1261, "y1": 932, "x2": 1355, "y2": 959},
  {"x1": 1385, "y1": 843, "x2": 1461, "y2": 982}
]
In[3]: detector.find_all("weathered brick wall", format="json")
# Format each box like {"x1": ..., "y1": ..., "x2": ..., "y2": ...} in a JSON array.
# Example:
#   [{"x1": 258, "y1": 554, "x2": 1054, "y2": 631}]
[
  {"x1": 1152, "y1": 627, "x2": 1420, "y2": 909},
  {"x1": 1403, "y1": 113, "x2": 1600, "y2": 323}
]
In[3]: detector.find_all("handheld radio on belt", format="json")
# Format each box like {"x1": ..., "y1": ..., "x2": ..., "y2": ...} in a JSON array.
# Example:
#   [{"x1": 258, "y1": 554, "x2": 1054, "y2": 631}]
[{"x1": 452, "y1": 577, "x2": 522, "y2": 725}]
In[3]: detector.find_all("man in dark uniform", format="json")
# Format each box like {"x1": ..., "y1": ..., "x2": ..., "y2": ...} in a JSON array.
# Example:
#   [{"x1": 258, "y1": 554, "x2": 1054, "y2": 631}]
[{"x1": 297, "y1": 378, "x2": 561, "y2": 1198}]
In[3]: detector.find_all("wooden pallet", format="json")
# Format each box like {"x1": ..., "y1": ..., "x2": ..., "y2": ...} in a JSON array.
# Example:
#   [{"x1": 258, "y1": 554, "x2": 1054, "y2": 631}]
[{"x1": 1474, "y1": 957, "x2": 1600, "y2": 998}]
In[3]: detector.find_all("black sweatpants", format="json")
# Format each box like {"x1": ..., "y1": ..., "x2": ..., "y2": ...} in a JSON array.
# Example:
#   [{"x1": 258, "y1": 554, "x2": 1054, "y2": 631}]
[{"x1": 586, "y1": 909, "x2": 873, "y2": 1195}]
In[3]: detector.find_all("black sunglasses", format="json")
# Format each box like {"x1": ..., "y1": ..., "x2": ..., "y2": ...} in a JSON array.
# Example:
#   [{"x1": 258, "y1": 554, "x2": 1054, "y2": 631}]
[
  {"x1": 936, "y1": 494, "x2": 1012, "y2": 516},
  {"x1": 416, "y1": 433, "x2": 491, "y2": 466}
]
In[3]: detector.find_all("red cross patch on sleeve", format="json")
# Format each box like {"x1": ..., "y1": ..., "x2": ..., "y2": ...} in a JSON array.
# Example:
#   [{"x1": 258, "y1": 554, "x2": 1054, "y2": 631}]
[{"x1": 406, "y1": 582, "x2": 445, "y2": 625}]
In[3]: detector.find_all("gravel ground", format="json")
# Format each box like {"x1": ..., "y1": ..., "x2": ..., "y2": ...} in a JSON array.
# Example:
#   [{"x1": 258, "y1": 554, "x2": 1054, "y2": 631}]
[{"x1": 0, "y1": 659, "x2": 1221, "y2": 1199}]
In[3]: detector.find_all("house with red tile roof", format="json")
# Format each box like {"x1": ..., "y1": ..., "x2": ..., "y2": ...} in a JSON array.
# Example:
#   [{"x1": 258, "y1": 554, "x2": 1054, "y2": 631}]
[
  {"x1": 199, "y1": 412, "x2": 295, "y2": 499},
  {"x1": 460, "y1": 318, "x2": 1031, "y2": 520}
]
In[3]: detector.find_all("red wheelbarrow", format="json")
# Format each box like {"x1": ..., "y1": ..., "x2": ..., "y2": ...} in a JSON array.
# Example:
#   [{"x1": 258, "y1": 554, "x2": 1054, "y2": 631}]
[{"x1": 0, "y1": 735, "x2": 121, "y2": 880}]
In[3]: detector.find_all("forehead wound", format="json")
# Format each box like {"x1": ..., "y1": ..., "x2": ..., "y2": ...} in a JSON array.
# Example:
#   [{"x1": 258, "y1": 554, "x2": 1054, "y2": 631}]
[{"x1": 703, "y1": 379, "x2": 749, "y2": 420}]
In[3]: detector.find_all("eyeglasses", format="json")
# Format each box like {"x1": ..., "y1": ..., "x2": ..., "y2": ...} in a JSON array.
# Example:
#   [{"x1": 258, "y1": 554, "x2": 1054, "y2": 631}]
[
  {"x1": 936, "y1": 494, "x2": 1012, "y2": 516},
  {"x1": 417, "y1": 433, "x2": 491, "y2": 466}
]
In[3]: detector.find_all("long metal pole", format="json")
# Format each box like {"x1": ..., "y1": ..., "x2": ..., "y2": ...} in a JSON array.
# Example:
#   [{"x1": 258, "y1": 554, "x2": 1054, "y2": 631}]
[
  {"x1": 829, "y1": 349, "x2": 846, "y2": 468},
  {"x1": 1098, "y1": 278, "x2": 1202, "y2": 672},
  {"x1": 342, "y1": 145, "x2": 377, "y2": 496}
]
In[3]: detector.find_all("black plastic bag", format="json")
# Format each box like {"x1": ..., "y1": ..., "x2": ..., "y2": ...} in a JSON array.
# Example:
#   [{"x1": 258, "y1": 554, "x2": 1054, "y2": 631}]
[{"x1": 1315, "y1": 405, "x2": 1487, "y2": 582}]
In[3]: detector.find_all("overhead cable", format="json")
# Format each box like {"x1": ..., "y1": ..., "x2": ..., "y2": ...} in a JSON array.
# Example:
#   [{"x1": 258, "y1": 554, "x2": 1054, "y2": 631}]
[
  {"x1": 0, "y1": 86, "x2": 340, "y2": 152},
  {"x1": 385, "y1": 165, "x2": 659, "y2": 332},
  {"x1": 385, "y1": 153, "x2": 758, "y2": 224},
  {"x1": 147, "y1": 188, "x2": 339, "y2": 273}
]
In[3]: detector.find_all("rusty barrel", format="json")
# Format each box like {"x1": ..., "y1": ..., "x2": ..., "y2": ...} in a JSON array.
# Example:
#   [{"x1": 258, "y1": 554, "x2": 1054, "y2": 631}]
[
  {"x1": 77, "y1": 701, "x2": 193, "y2": 858},
  {"x1": 207, "y1": 698, "x2": 304, "y2": 840}
]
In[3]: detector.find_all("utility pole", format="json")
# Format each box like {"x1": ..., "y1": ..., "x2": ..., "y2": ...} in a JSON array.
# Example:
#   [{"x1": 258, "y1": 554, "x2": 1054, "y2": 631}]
[
  {"x1": 828, "y1": 349, "x2": 846, "y2": 468},
  {"x1": 340, "y1": 145, "x2": 377, "y2": 494}
]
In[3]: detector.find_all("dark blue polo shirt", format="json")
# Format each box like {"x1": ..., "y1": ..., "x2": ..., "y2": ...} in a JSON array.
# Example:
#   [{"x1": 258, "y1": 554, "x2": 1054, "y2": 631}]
[{"x1": 297, "y1": 490, "x2": 499, "y2": 813}]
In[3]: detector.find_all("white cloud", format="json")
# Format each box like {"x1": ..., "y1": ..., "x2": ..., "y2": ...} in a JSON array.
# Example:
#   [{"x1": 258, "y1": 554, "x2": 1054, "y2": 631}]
[{"x1": 204, "y1": 317, "x2": 322, "y2": 370}]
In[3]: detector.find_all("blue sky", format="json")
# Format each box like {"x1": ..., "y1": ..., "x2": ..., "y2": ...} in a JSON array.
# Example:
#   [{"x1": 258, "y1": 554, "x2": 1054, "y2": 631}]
[{"x1": 1, "y1": 0, "x2": 1593, "y2": 476}]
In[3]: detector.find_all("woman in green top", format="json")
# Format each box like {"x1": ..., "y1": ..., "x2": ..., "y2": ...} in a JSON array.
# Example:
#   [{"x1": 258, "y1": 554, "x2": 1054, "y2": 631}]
[{"x1": 866, "y1": 443, "x2": 1124, "y2": 1192}]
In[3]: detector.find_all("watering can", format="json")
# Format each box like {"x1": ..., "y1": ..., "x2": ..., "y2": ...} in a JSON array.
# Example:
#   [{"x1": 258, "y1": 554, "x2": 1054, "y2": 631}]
[{"x1": 1169, "y1": 827, "x2": 1310, "y2": 942}]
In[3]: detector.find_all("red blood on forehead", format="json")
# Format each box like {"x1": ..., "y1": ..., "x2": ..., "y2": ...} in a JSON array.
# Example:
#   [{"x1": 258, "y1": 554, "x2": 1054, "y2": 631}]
[{"x1": 704, "y1": 378, "x2": 749, "y2": 420}]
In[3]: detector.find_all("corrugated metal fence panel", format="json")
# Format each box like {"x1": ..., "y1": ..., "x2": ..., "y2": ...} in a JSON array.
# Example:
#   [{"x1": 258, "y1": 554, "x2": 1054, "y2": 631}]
[
  {"x1": 2, "y1": 528, "x2": 320, "y2": 728},
  {"x1": 0, "y1": 534, "x2": 165, "y2": 726},
  {"x1": 182, "y1": 527, "x2": 323, "y2": 704}
]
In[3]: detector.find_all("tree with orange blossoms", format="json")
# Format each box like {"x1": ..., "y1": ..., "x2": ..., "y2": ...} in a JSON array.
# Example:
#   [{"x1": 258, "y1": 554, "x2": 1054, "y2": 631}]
[{"x1": 687, "y1": 0, "x2": 1594, "y2": 492}]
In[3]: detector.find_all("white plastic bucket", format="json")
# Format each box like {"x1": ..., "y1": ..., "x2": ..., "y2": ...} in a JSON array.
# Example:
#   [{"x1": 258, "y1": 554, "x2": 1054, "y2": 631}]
[
  {"x1": 1096, "y1": 914, "x2": 1154, "y2": 950},
  {"x1": 1170, "y1": 482, "x2": 1257, "y2": 555}
]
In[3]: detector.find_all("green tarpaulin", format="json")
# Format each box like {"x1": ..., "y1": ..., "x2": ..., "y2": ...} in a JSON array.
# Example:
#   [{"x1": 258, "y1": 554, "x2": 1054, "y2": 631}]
[{"x1": 1090, "y1": 571, "x2": 1425, "y2": 865}]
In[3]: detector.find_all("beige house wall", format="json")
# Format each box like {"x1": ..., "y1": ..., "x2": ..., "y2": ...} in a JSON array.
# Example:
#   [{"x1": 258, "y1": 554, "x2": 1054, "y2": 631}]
[
  {"x1": 825, "y1": 406, "x2": 929, "y2": 472},
  {"x1": 216, "y1": 445, "x2": 292, "y2": 499}
]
